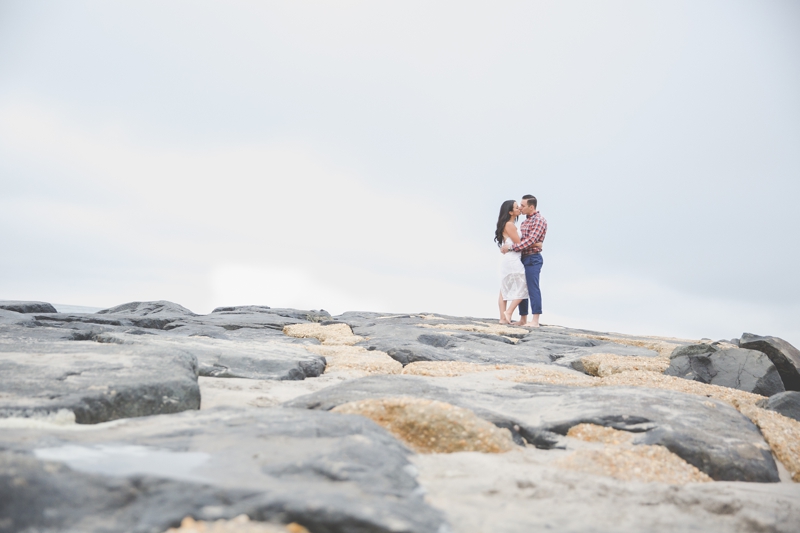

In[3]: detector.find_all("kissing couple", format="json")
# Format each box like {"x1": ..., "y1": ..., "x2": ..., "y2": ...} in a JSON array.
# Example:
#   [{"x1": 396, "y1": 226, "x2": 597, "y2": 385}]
[{"x1": 495, "y1": 194, "x2": 548, "y2": 327}]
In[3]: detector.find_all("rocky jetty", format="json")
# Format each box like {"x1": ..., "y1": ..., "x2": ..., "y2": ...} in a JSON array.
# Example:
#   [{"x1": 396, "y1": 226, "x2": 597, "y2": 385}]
[{"x1": 1, "y1": 300, "x2": 799, "y2": 533}]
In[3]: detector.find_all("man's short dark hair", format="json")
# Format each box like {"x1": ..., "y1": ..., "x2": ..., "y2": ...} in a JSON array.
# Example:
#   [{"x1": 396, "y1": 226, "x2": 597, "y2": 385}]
[{"x1": 522, "y1": 194, "x2": 537, "y2": 208}]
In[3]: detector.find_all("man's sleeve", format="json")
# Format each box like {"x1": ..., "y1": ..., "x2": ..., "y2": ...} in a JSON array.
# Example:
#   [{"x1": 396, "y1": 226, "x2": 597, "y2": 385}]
[
  {"x1": 529, "y1": 218, "x2": 546, "y2": 244},
  {"x1": 512, "y1": 218, "x2": 544, "y2": 253},
  {"x1": 511, "y1": 222, "x2": 537, "y2": 253}
]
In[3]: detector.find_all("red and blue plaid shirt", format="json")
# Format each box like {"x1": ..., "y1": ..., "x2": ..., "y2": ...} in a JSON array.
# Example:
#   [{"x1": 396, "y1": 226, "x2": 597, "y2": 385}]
[{"x1": 512, "y1": 211, "x2": 547, "y2": 256}]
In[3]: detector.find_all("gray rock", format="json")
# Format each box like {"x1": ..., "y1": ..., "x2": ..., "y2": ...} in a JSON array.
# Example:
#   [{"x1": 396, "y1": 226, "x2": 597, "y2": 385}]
[
  {"x1": 212, "y1": 305, "x2": 331, "y2": 322},
  {"x1": 9, "y1": 301, "x2": 329, "y2": 381},
  {"x1": 665, "y1": 347, "x2": 785, "y2": 396},
  {"x1": 33, "y1": 301, "x2": 328, "y2": 333},
  {"x1": 98, "y1": 300, "x2": 196, "y2": 317},
  {"x1": 0, "y1": 309, "x2": 35, "y2": 326},
  {"x1": 0, "y1": 407, "x2": 446, "y2": 533},
  {"x1": 413, "y1": 448, "x2": 800, "y2": 533},
  {"x1": 670, "y1": 343, "x2": 718, "y2": 358},
  {"x1": 0, "y1": 300, "x2": 57, "y2": 314},
  {"x1": 105, "y1": 331, "x2": 326, "y2": 381},
  {"x1": 286, "y1": 374, "x2": 779, "y2": 482},
  {"x1": 757, "y1": 391, "x2": 800, "y2": 421},
  {"x1": 341, "y1": 314, "x2": 657, "y2": 368},
  {"x1": 0, "y1": 334, "x2": 200, "y2": 423},
  {"x1": 740, "y1": 333, "x2": 800, "y2": 391}
]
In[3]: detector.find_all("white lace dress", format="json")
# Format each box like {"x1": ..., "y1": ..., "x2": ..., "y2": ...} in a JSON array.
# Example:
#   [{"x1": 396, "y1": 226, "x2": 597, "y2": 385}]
[{"x1": 500, "y1": 237, "x2": 528, "y2": 301}]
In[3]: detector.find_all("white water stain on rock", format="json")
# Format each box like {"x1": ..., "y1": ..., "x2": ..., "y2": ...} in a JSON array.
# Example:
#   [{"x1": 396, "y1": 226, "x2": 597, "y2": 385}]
[{"x1": 34, "y1": 444, "x2": 211, "y2": 483}]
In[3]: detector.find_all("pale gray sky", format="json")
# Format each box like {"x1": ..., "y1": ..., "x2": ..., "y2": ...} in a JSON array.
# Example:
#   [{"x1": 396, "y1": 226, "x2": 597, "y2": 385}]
[{"x1": 1, "y1": 1, "x2": 798, "y2": 345}]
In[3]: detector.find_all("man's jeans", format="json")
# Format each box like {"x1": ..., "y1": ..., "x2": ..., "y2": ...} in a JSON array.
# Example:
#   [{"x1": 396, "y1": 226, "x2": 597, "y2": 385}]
[{"x1": 517, "y1": 253, "x2": 543, "y2": 316}]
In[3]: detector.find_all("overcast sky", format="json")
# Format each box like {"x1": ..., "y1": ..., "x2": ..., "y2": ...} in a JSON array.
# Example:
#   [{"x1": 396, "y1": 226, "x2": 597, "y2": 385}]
[{"x1": 1, "y1": 1, "x2": 798, "y2": 345}]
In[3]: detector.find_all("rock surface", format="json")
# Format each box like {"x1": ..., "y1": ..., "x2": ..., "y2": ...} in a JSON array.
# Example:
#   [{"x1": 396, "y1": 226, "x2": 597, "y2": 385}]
[
  {"x1": 285, "y1": 374, "x2": 780, "y2": 482},
  {"x1": 740, "y1": 333, "x2": 800, "y2": 391},
  {"x1": 665, "y1": 346, "x2": 785, "y2": 396},
  {"x1": 412, "y1": 449, "x2": 800, "y2": 533},
  {"x1": 0, "y1": 300, "x2": 58, "y2": 314},
  {"x1": 2, "y1": 300, "x2": 799, "y2": 533},
  {"x1": 0, "y1": 408, "x2": 446, "y2": 533},
  {"x1": 0, "y1": 329, "x2": 200, "y2": 423},
  {"x1": 758, "y1": 391, "x2": 800, "y2": 421}
]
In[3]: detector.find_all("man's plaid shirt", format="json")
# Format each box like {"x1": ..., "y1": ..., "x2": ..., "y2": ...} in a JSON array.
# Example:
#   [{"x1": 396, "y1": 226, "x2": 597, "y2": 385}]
[{"x1": 511, "y1": 211, "x2": 547, "y2": 256}]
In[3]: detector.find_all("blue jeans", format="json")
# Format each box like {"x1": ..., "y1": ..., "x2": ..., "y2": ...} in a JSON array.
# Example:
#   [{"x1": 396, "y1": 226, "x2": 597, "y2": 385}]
[{"x1": 517, "y1": 253, "x2": 543, "y2": 316}]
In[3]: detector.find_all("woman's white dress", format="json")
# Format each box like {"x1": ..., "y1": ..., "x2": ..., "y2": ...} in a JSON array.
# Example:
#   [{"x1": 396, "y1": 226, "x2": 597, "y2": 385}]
[{"x1": 500, "y1": 237, "x2": 528, "y2": 301}]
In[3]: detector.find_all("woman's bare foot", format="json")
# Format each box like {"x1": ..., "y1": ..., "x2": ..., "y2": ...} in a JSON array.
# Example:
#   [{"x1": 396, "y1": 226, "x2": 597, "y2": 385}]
[{"x1": 502, "y1": 310, "x2": 514, "y2": 324}]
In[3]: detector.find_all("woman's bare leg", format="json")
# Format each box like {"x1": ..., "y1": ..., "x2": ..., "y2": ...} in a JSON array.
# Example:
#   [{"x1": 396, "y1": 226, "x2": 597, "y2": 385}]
[
  {"x1": 498, "y1": 292, "x2": 509, "y2": 324},
  {"x1": 503, "y1": 299, "x2": 523, "y2": 324}
]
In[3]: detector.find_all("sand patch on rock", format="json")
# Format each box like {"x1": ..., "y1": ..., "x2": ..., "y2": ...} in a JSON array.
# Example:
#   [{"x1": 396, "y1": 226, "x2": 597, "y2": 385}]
[
  {"x1": 165, "y1": 515, "x2": 308, "y2": 533},
  {"x1": 402, "y1": 361, "x2": 594, "y2": 386},
  {"x1": 594, "y1": 371, "x2": 766, "y2": 407},
  {"x1": 332, "y1": 397, "x2": 516, "y2": 454},
  {"x1": 558, "y1": 423, "x2": 712, "y2": 484},
  {"x1": 580, "y1": 353, "x2": 670, "y2": 377},
  {"x1": 304, "y1": 345, "x2": 402, "y2": 375},
  {"x1": 567, "y1": 423, "x2": 636, "y2": 445},
  {"x1": 735, "y1": 403, "x2": 800, "y2": 482},
  {"x1": 283, "y1": 323, "x2": 363, "y2": 345},
  {"x1": 574, "y1": 334, "x2": 683, "y2": 358},
  {"x1": 418, "y1": 322, "x2": 525, "y2": 338},
  {"x1": 555, "y1": 445, "x2": 712, "y2": 484}
]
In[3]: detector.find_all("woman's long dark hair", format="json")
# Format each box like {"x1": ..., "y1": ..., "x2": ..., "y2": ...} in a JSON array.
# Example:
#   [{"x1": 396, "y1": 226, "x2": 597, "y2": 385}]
[{"x1": 494, "y1": 200, "x2": 517, "y2": 247}]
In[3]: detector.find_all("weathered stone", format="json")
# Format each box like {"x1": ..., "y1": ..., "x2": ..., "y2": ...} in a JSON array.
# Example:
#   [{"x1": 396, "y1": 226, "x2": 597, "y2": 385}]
[
  {"x1": 412, "y1": 447, "x2": 800, "y2": 533},
  {"x1": 286, "y1": 374, "x2": 779, "y2": 482},
  {"x1": 665, "y1": 347, "x2": 785, "y2": 396},
  {"x1": 0, "y1": 408, "x2": 446, "y2": 533},
  {"x1": 0, "y1": 309, "x2": 35, "y2": 326},
  {"x1": 0, "y1": 339, "x2": 200, "y2": 423},
  {"x1": 740, "y1": 334, "x2": 800, "y2": 391},
  {"x1": 670, "y1": 343, "x2": 718, "y2": 359},
  {"x1": 0, "y1": 300, "x2": 57, "y2": 314},
  {"x1": 98, "y1": 300, "x2": 197, "y2": 317},
  {"x1": 758, "y1": 391, "x2": 800, "y2": 421},
  {"x1": 339, "y1": 314, "x2": 659, "y2": 368},
  {"x1": 3, "y1": 303, "x2": 329, "y2": 383}
]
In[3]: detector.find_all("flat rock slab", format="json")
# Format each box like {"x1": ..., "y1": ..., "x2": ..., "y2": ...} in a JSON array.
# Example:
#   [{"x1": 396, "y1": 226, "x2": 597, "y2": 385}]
[
  {"x1": 0, "y1": 300, "x2": 58, "y2": 314},
  {"x1": 0, "y1": 336, "x2": 200, "y2": 424},
  {"x1": 285, "y1": 374, "x2": 779, "y2": 482},
  {"x1": 413, "y1": 448, "x2": 800, "y2": 533},
  {"x1": 5, "y1": 301, "x2": 329, "y2": 382},
  {"x1": 75, "y1": 331, "x2": 327, "y2": 381},
  {"x1": 758, "y1": 391, "x2": 800, "y2": 421},
  {"x1": 740, "y1": 334, "x2": 800, "y2": 391},
  {"x1": 666, "y1": 347, "x2": 785, "y2": 396},
  {"x1": 0, "y1": 407, "x2": 446, "y2": 533},
  {"x1": 33, "y1": 301, "x2": 329, "y2": 333},
  {"x1": 338, "y1": 314, "x2": 658, "y2": 367}
]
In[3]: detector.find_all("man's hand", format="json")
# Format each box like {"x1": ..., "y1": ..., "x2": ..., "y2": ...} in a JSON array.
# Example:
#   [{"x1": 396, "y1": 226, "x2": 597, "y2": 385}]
[{"x1": 500, "y1": 244, "x2": 509, "y2": 254}]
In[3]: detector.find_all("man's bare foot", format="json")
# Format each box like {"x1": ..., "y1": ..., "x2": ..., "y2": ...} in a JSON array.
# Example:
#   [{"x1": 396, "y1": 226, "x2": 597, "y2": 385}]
[{"x1": 512, "y1": 320, "x2": 526, "y2": 326}]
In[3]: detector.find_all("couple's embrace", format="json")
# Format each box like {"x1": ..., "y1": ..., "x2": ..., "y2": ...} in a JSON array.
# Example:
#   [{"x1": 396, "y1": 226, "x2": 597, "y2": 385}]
[{"x1": 495, "y1": 195, "x2": 548, "y2": 327}]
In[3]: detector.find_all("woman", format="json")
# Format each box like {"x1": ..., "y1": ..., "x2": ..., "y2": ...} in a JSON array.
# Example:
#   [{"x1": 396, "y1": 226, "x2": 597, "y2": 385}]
[{"x1": 495, "y1": 200, "x2": 528, "y2": 324}]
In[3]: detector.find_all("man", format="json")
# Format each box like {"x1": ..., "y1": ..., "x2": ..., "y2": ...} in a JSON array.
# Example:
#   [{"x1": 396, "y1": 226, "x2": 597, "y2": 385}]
[{"x1": 501, "y1": 194, "x2": 547, "y2": 327}]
